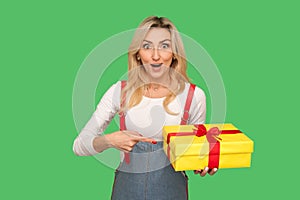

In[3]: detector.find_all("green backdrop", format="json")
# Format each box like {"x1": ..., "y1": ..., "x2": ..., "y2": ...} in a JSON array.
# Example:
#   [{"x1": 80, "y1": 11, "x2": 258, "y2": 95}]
[{"x1": 1, "y1": 0, "x2": 299, "y2": 199}]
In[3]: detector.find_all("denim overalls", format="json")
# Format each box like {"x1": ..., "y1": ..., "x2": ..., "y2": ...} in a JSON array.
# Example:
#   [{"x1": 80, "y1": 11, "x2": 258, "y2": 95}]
[
  {"x1": 111, "y1": 81, "x2": 195, "y2": 200},
  {"x1": 111, "y1": 142, "x2": 188, "y2": 200}
]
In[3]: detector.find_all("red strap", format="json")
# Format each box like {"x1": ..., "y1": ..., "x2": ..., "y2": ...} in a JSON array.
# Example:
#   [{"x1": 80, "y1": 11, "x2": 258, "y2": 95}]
[
  {"x1": 180, "y1": 83, "x2": 196, "y2": 125},
  {"x1": 119, "y1": 81, "x2": 127, "y2": 131},
  {"x1": 119, "y1": 80, "x2": 130, "y2": 164},
  {"x1": 181, "y1": 83, "x2": 195, "y2": 200}
]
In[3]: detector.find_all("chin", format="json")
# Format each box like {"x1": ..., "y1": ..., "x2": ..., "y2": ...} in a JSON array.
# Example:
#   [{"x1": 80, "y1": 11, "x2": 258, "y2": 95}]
[{"x1": 148, "y1": 72, "x2": 168, "y2": 81}]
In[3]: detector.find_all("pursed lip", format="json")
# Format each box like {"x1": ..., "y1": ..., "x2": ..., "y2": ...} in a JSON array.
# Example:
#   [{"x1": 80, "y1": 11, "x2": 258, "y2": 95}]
[{"x1": 150, "y1": 63, "x2": 163, "y2": 67}]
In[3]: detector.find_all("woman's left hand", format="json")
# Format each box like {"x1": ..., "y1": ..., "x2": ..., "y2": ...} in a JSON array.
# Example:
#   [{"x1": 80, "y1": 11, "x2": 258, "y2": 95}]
[{"x1": 194, "y1": 167, "x2": 218, "y2": 177}]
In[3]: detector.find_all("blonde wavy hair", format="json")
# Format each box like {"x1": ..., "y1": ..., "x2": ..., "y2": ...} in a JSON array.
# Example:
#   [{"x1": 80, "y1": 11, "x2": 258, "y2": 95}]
[{"x1": 121, "y1": 16, "x2": 190, "y2": 115}]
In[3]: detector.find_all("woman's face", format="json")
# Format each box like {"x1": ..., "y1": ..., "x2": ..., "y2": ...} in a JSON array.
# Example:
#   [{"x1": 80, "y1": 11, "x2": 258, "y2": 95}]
[{"x1": 138, "y1": 28, "x2": 173, "y2": 82}]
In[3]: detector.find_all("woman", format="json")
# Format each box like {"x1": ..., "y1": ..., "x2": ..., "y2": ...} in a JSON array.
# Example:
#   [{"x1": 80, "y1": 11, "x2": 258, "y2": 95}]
[{"x1": 73, "y1": 16, "x2": 217, "y2": 200}]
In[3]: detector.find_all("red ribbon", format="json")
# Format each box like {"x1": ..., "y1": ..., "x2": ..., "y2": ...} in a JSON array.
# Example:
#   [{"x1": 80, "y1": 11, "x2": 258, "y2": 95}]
[{"x1": 166, "y1": 124, "x2": 241, "y2": 169}]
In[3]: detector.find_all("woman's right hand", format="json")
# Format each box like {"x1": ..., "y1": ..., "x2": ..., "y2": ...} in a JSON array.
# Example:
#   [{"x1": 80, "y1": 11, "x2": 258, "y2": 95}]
[{"x1": 103, "y1": 130, "x2": 157, "y2": 152}]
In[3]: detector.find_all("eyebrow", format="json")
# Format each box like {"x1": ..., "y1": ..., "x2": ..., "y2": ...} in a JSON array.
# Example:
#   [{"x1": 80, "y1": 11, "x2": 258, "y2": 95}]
[{"x1": 142, "y1": 39, "x2": 171, "y2": 43}]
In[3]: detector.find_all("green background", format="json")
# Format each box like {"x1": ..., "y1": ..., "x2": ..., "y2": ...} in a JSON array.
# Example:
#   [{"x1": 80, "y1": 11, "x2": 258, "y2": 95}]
[{"x1": 1, "y1": 0, "x2": 299, "y2": 199}]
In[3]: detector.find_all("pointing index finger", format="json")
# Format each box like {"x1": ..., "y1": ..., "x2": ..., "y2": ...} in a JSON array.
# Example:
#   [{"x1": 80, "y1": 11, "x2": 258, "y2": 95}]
[
  {"x1": 122, "y1": 131, "x2": 157, "y2": 144},
  {"x1": 138, "y1": 137, "x2": 157, "y2": 144}
]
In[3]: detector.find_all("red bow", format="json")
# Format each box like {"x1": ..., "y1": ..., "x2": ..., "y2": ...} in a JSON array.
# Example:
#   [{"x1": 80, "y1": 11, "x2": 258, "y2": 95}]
[{"x1": 193, "y1": 124, "x2": 222, "y2": 143}]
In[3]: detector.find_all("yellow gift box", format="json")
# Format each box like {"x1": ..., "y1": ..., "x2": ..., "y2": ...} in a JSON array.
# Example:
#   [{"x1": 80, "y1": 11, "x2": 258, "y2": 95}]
[{"x1": 163, "y1": 123, "x2": 254, "y2": 171}]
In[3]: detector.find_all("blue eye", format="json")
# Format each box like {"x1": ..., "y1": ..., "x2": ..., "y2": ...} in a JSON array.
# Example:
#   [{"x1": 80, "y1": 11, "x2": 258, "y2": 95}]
[
  {"x1": 142, "y1": 43, "x2": 151, "y2": 49},
  {"x1": 161, "y1": 43, "x2": 170, "y2": 49}
]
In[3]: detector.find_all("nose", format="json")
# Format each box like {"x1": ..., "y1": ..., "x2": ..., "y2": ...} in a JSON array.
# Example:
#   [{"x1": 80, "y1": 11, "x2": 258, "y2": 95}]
[{"x1": 151, "y1": 48, "x2": 160, "y2": 61}]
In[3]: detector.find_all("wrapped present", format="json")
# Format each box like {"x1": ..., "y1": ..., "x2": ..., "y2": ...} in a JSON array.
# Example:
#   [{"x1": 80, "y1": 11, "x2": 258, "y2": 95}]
[{"x1": 162, "y1": 123, "x2": 254, "y2": 171}]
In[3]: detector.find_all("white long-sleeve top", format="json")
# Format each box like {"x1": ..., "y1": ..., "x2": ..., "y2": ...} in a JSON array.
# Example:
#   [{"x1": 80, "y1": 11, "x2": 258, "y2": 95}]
[{"x1": 73, "y1": 81, "x2": 206, "y2": 156}]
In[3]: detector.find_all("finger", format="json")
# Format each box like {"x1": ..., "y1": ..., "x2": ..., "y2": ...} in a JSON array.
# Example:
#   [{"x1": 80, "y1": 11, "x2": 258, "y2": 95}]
[
  {"x1": 120, "y1": 144, "x2": 135, "y2": 152},
  {"x1": 136, "y1": 137, "x2": 157, "y2": 144},
  {"x1": 122, "y1": 149, "x2": 130, "y2": 153},
  {"x1": 125, "y1": 146, "x2": 133, "y2": 152},
  {"x1": 208, "y1": 168, "x2": 218, "y2": 176},
  {"x1": 116, "y1": 146, "x2": 130, "y2": 153},
  {"x1": 122, "y1": 130, "x2": 142, "y2": 137},
  {"x1": 122, "y1": 132, "x2": 146, "y2": 141},
  {"x1": 200, "y1": 167, "x2": 209, "y2": 177},
  {"x1": 194, "y1": 170, "x2": 202, "y2": 174},
  {"x1": 122, "y1": 131, "x2": 156, "y2": 144}
]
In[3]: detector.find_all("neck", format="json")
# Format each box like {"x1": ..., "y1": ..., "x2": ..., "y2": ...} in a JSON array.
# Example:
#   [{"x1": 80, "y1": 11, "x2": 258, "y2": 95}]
[
  {"x1": 150, "y1": 83, "x2": 164, "y2": 91},
  {"x1": 148, "y1": 76, "x2": 171, "y2": 88}
]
